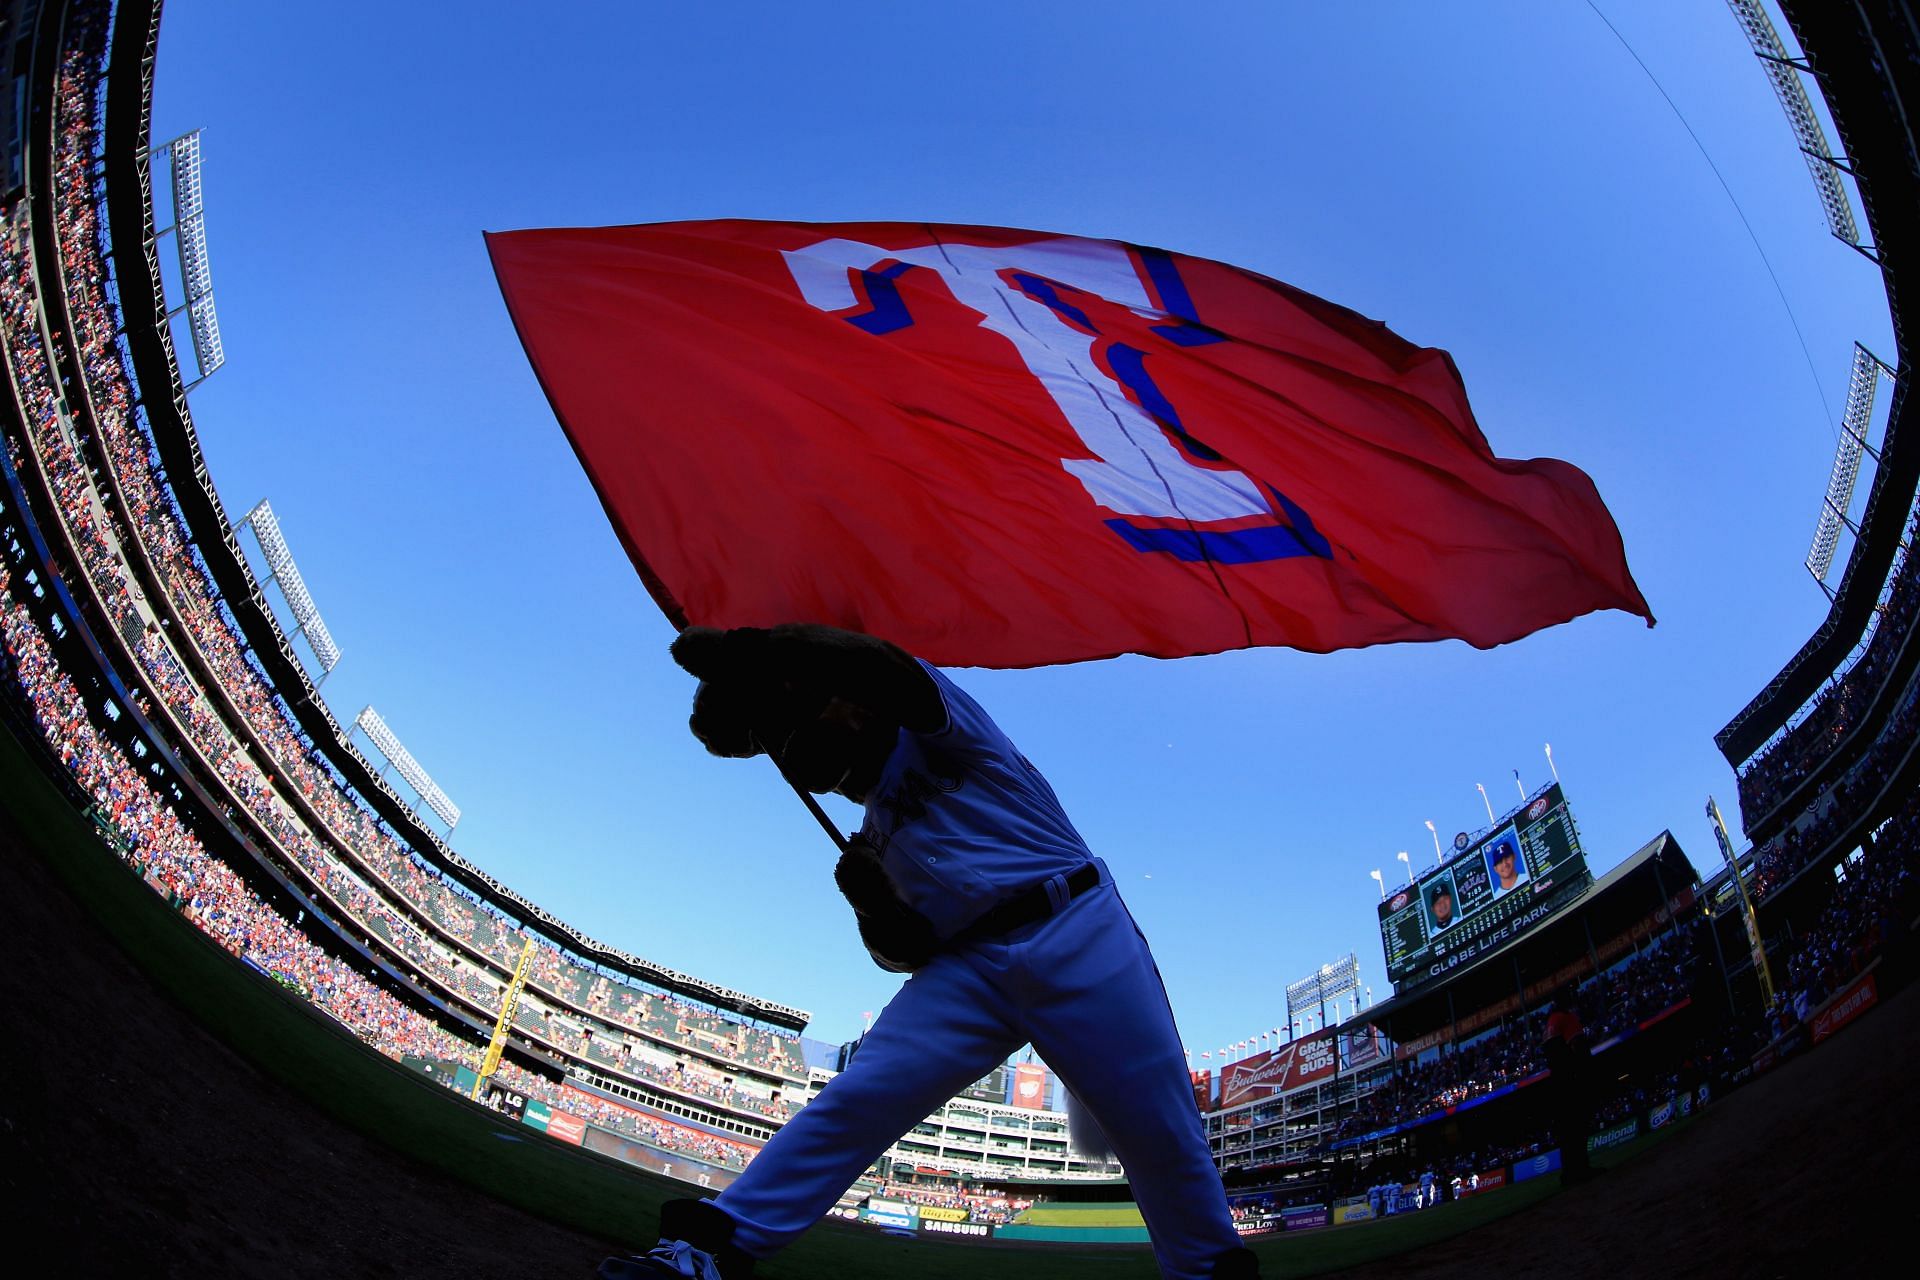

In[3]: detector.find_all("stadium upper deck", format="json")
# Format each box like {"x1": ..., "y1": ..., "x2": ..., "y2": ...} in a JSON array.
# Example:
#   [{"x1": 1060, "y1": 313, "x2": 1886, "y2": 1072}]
[
  {"x1": 1718, "y1": 2, "x2": 1920, "y2": 836},
  {"x1": 0, "y1": 0, "x2": 819, "y2": 1146},
  {"x1": 88, "y1": 0, "x2": 812, "y2": 1030}
]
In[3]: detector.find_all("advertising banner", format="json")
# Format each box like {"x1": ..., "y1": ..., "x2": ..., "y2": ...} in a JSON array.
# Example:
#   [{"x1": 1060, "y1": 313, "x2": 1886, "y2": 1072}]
[
  {"x1": 483, "y1": 1083, "x2": 528, "y2": 1119},
  {"x1": 1290, "y1": 1035, "x2": 1338, "y2": 1088},
  {"x1": 918, "y1": 1206, "x2": 971, "y2": 1223},
  {"x1": 1474, "y1": 1168, "x2": 1508, "y2": 1193},
  {"x1": 1010, "y1": 1062, "x2": 1050, "y2": 1110},
  {"x1": 1332, "y1": 1199, "x2": 1374, "y2": 1224},
  {"x1": 1648, "y1": 1097, "x2": 1675, "y2": 1131},
  {"x1": 521, "y1": 1099, "x2": 552, "y2": 1133},
  {"x1": 864, "y1": 1199, "x2": 917, "y2": 1230},
  {"x1": 547, "y1": 1110, "x2": 588, "y2": 1146},
  {"x1": 1219, "y1": 1049, "x2": 1285, "y2": 1109},
  {"x1": 1345, "y1": 1026, "x2": 1387, "y2": 1070},
  {"x1": 582, "y1": 1126, "x2": 742, "y2": 1192},
  {"x1": 1281, "y1": 1206, "x2": 1330, "y2": 1231},
  {"x1": 1587, "y1": 1118, "x2": 1639, "y2": 1151},
  {"x1": 920, "y1": 1218, "x2": 990, "y2": 1238},
  {"x1": 1191, "y1": 1069, "x2": 1213, "y2": 1114},
  {"x1": 1811, "y1": 971, "x2": 1879, "y2": 1043},
  {"x1": 1511, "y1": 1150, "x2": 1562, "y2": 1183},
  {"x1": 1218, "y1": 1036, "x2": 1339, "y2": 1108}
]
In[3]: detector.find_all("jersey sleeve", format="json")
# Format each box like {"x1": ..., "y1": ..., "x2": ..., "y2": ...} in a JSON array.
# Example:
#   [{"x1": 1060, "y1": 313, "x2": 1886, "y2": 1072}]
[{"x1": 915, "y1": 660, "x2": 1017, "y2": 765}]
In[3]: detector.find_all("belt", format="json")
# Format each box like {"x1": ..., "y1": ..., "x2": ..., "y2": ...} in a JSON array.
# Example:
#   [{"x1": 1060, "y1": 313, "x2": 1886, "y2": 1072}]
[{"x1": 952, "y1": 863, "x2": 1099, "y2": 944}]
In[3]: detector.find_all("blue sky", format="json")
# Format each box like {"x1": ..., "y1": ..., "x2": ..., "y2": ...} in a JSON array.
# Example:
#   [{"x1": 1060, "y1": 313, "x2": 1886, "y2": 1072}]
[{"x1": 147, "y1": 2, "x2": 1889, "y2": 1059}]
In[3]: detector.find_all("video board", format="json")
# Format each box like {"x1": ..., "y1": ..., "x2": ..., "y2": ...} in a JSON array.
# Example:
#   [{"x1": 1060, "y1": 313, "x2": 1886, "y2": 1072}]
[{"x1": 1377, "y1": 784, "x2": 1591, "y2": 990}]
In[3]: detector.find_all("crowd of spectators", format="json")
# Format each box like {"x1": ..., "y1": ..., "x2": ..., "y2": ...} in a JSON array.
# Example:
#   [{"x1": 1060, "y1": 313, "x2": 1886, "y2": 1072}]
[
  {"x1": 1737, "y1": 497, "x2": 1920, "y2": 823},
  {"x1": 1335, "y1": 928, "x2": 1700, "y2": 1139},
  {"x1": 1749, "y1": 679, "x2": 1920, "y2": 900},
  {"x1": 0, "y1": 557, "x2": 773, "y2": 1171},
  {"x1": 21, "y1": 0, "x2": 801, "y2": 1111},
  {"x1": 4, "y1": 9, "x2": 793, "y2": 1169},
  {"x1": 1776, "y1": 787, "x2": 1918, "y2": 1027}
]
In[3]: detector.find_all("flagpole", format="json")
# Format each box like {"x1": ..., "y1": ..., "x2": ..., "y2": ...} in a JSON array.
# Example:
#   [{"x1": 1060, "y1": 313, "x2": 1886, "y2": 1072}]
[{"x1": 1475, "y1": 784, "x2": 1494, "y2": 824}]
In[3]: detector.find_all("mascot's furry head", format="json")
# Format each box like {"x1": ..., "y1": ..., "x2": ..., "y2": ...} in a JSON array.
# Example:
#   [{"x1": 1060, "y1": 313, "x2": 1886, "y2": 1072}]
[{"x1": 672, "y1": 626, "x2": 900, "y2": 801}]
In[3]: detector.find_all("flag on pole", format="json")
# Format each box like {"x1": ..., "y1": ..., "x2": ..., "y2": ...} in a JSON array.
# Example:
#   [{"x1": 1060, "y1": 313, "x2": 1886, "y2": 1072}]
[{"x1": 488, "y1": 219, "x2": 1652, "y2": 668}]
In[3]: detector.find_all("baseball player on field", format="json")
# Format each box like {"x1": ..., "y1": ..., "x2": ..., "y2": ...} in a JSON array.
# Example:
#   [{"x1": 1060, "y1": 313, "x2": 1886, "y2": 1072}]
[{"x1": 600, "y1": 623, "x2": 1258, "y2": 1280}]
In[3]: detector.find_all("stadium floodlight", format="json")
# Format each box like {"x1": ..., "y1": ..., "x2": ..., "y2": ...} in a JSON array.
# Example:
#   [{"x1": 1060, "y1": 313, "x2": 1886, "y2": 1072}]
[
  {"x1": 1285, "y1": 954, "x2": 1360, "y2": 1031},
  {"x1": 1805, "y1": 344, "x2": 1887, "y2": 587},
  {"x1": 1725, "y1": 0, "x2": 1862, "y2": 248},
  {"x1": 355, "y1": 705, "x2": 462, "y2": 830},
  {"x1": 239, "y1": 499, "x2": 341, "y2": 677},
  {"x1": 151, "y1": 130, "x2": 226, "y2": 381}
]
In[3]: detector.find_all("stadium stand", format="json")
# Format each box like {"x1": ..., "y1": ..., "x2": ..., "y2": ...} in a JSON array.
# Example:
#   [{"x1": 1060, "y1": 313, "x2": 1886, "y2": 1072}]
[{"x1": 0, "y1": 0, "x2": 819, "y2": 1183}]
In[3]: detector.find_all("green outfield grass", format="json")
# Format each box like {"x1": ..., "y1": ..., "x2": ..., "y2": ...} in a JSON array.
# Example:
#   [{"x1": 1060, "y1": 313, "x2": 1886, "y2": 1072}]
[{"x1": 1, "y1": 716, "x2": 1673, "y2": 1277}]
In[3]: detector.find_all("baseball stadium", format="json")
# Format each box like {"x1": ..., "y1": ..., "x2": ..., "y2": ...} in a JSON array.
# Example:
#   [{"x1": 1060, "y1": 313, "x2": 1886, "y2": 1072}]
[{"x1": 1, "y1": 1, "x2": 1915, "y2": 1276}]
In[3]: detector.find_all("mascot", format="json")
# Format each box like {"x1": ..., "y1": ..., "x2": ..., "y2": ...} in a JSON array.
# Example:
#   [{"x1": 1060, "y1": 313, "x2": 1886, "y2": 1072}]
[{"x1": 601, "y1": 623, "x2": 1258, "y2": 1280}]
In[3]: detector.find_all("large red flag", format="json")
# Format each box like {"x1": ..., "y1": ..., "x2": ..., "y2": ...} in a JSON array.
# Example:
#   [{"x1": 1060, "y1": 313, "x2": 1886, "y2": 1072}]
[{"x1": 487, "y1": 220, "x2": 1651, "y2": 667}]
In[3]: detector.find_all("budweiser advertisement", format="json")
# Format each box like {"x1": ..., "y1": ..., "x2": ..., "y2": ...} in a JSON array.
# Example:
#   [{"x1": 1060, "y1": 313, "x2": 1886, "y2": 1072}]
[
  {"x1": 1217, "y1": 1036, "x2": 1340, "y2": 1109},
  {"x1": 489, "y1": 220, "x2": 1651, "y2": 669}
]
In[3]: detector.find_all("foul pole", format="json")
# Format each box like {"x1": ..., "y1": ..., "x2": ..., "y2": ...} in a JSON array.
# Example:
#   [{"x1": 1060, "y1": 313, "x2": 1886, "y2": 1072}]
[{"x1": 473, "y1": 936, "x2": 537, "y2": 1099}]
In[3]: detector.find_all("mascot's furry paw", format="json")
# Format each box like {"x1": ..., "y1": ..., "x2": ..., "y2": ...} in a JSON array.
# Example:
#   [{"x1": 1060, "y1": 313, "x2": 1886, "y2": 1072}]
[{"x1": 835, "y1": 836, "x2": 937, "y2": 972}]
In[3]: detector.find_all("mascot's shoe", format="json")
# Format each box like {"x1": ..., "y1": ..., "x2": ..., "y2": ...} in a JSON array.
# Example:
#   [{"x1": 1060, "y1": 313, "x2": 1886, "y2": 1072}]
[{"x1": 598, "y1": 1200, "x2": 757, "y2": 1280}]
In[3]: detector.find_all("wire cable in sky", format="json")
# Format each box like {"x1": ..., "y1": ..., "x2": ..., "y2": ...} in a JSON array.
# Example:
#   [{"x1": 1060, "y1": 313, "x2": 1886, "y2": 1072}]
[{"x1": 1584, "y1": 0, "x2": 1839, "y2": 440}]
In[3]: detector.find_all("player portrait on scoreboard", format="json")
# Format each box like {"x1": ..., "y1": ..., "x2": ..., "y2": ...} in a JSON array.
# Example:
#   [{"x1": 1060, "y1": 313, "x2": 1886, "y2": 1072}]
[
  {"x1": 1486, "y1": 832, "x2": 1529, "y2": 898},
  {"x1": 1426, "y1": 873, "x2": 1458, "y2": 933}
]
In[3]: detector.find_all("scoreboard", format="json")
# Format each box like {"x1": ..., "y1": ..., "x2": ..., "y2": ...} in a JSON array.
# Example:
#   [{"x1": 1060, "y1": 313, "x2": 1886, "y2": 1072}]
[{"x1": 1378, "y1": 784, "x2": 1592, "y2": 990}]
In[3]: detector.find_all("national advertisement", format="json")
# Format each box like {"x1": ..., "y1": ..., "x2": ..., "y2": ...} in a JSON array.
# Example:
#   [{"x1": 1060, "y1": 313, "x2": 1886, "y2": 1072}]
[
  {"x1": 1281, "y1": 1206, "x2": 1330, "y2": 1231},
  {"x1": 920, "y1": 1218, "x2": 990, "y2": 1238},
  {"x1": 1588, "y1": 1118, "x2": 1640, "y2": 1151},
  {"x1": 864, "y1": 1198, "x2": 918, "y2": 1230}
]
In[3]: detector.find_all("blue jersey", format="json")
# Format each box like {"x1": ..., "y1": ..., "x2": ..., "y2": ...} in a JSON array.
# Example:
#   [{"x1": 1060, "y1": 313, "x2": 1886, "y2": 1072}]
[{"x1": 859, "y1": 662, "x2": 1094, "y2": 939}]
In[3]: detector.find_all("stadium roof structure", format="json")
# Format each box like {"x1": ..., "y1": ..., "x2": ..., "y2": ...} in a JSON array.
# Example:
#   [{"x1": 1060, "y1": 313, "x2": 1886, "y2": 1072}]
[
  {"x1": 95, "y1": 0, "x2": 809, "y2": 1032},
  {"x1": 1716, "y1": 1, "x2": 1920, "y2": 770},
  {"x1": 1346, "y1": 831, "x2": 1700, "y2": 1048}
]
